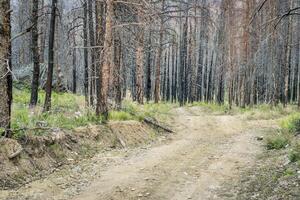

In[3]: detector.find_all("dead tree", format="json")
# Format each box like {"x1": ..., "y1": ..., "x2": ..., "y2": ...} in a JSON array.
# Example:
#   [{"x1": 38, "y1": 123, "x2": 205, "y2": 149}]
[
  {"x1": 43, "y1": 0, "x2": 58, "y2": 112},
  {"x1": 30, "y1": 0, "x2": 40, "y2": 107}
]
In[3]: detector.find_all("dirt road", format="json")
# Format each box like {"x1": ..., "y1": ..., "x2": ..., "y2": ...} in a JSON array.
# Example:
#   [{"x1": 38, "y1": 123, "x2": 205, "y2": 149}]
[{"x1": 0, "y1": 107, "x2": 277, "y2": 200}]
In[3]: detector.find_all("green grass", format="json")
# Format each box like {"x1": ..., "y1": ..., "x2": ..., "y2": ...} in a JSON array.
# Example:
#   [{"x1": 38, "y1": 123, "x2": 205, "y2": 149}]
[
  {"x1": 266, "y1": 133, "x2": 290, "y2": 150},
  {"x1": 289, "y1": 142, "x2": 300, "y2": 163},
  {"x1": 11, "y1": 83, "x2": 177, "y2": 138},
  {"x1": 280, "y1": 113, "x2": 300, "y2": 135},
  {"x1": 122, "y1": 100, "x2": 177, "y2": 121}
]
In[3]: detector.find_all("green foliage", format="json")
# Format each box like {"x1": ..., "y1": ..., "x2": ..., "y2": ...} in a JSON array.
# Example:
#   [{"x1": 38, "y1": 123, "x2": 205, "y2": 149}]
[
  {"x1": 289, "y1": 142, "x2": 300, "y2": 163},
  {"x1": 280, "y1": 113, "x2": 300, "y2": 135},
  {"x1": 108, "y1": 111, "x2": 136, "y2": 121},
  {"x1": 283, "y1": 168, "x2": 295, "y2": 176},
  {"x1": 266, "y1": 133, "x2": 290, "y2": 150}
]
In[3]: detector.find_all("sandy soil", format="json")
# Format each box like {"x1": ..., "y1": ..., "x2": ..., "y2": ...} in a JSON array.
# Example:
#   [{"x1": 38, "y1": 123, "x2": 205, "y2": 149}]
[{"x1": 0, "y1": 107, "x2": 277, "y2": 200}]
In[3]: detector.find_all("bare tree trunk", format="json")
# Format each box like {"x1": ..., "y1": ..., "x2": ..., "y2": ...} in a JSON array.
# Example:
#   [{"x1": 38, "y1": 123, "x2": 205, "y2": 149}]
[
  {"x1": 97, "y1": 0, "x2": 114, "y2": 119},
  {"x1": 96, "y1": 0, "x2": 105, "y2": 113},
  {"x1": 0, "y1": 0, "x2": 11, "y2": 136},
  {"x1": 72, "y1": 34, "x2": 77, "y2": 94},
  {"x1": 145, "y1": 31, "x2": 152, "y2": 102},
  {"x1": 88, "y1": 0, "x2": 96, "y2": 106},
  {"x1": 114, "y1": 32, "x2": 122, "y2": 109},
  {"x1": 154, "y1": 0, "x2": 165, "y2": 103},
  {"x1": 30, "y1": 0, "x2": 40, "y2": 107},
  {"x1": 43, "y1": 0, "x2": 57, "y2": 112},
  {"x1": 135, "y1": 8, "x2": 144, "y2": 104},
  {"x1": 83, "y1": 0, "x2": 89, "y2": 106},
  {"x1": 284, "y1": 14, "x2": 292, "y2": 107}
]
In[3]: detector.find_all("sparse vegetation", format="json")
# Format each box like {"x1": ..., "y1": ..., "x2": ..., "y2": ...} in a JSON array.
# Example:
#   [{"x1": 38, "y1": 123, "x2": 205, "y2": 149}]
[{"x1": 266, "y1": 133, "x2": 290, "y2": 150}]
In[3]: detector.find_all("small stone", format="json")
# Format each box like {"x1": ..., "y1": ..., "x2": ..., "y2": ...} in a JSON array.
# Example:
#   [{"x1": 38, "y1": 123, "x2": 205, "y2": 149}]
[{"x1": 256, "y1": 136, "x2": 264, "y2": 141}]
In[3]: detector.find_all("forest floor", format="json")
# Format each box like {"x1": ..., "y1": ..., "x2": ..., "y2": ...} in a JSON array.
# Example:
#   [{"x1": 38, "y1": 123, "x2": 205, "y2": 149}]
[{"x1": 0, "y1": 106, "x2": 299, "y2": 200}]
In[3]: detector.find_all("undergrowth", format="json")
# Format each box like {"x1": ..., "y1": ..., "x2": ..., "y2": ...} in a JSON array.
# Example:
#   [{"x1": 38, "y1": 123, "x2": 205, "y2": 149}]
[
  {"x1": 265, "y1": 113, "x2": 300, "y2": 163},
  {"x1": 11, "y1": 83, "x2": 176, "y2": 138}
]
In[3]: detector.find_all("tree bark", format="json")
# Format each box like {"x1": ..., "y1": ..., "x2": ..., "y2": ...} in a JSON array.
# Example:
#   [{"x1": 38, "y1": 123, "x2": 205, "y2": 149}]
[
  {"x1": 154, "y1": 0, "x2": 165, "y2": 103},
  {"x1": 0, "y1": 0, "x2": 11, "y2": 136},
  {"x1": 135, "y1": 7, "x2": 144, "y2": 104},
  {"x1": 83, "y1": 0, "x2": 89, "y2": 106},
  {"x1": 88, "y1": 0, "x2": 96, "y2": 106},
  {"x1": 43, "y1": 0, "x2": 57, "y2": 112},
  {"x1": 97, "y1": 0, "x2": 114, "y2": 119},
  {"x1": 30, "y1": 0, "x2": 40, "y2": 107}
]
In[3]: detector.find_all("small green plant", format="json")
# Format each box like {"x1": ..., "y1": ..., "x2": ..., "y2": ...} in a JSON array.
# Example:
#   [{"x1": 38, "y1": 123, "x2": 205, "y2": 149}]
[
  {"x1": 284, "y1": 168, "x2": 295, "y2": 176},
  {"x1": 289, "y1": 142, "x2": 300, "y2": 162},
  {"x1": 280, "y1": 113, "x2": 300, "y2": 135},
  {"x1": 266, "y1": 133, "x2": 290, "y2": 150}
]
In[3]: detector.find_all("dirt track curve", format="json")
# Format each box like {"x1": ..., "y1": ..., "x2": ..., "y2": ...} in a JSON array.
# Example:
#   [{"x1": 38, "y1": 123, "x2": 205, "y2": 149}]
[{"x1": 0, "y1": 107, "x2": 277, "y2": 200}]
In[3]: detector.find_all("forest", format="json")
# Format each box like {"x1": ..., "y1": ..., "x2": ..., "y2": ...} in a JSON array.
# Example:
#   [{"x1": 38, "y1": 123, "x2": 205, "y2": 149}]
[{"x1": 0, "y1": 0, "x2": 300, "y2": 199}]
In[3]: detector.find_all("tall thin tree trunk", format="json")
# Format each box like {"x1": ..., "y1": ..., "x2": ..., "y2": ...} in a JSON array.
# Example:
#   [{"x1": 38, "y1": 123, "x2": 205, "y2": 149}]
[
  {"x1": 83, "y1": 0, "x2": 89, "y2": 106},
  {"x1": 72, "y1": 35, "x2": 77, "y2": 94},
  {"x1": 114, "y1": 33, "x2": 122, "y2": 109},
  {"x1": 284, "y1": 14, "x2": 292, "y2": 107},
  {"x1": 30, "y1": 0, "x2": 40, "y2": 107},
  {"x1": 88, "y1": 0, "x2": 96, "y2": 106},
  {"x1": 154, "y1": 0, "x2": 165, "y2": 103},
  {"x1": 43, "y1": 0, "x2": 57, "y2": 112},
  {"x1": 136, "y1": 8, "x2": 144, "y2": 104},
  {"x1": 145, "y1": 32, "x2": 152, "y2": 102}
]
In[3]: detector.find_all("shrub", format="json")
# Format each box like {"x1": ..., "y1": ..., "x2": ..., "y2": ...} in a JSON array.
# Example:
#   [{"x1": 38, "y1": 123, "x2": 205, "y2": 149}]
[
  {"x1": 280, "y1": 113, "x2": 300, "y2": 135},
  {"x1": 266, "y1": 134, "x2": 290, "y2": 150},
  {"x1": 289, "y1": 142, "x2": 300, "y2": 162}
]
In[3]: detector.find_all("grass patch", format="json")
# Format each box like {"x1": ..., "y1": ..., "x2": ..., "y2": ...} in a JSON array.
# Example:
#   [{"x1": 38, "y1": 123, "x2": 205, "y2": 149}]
[
  {"x1": 241, "y1": 104, "x2": 295, "y2": 120},
  {"x1": 289, "y1": 142, "x2": 300, "y2": 163},
  {"x1": 122, "y1": 100, "x2": 177, "y2": 121},
  {"x1": 266, "y1": 133, "x2": 290, "y2": 150},
  {"x1": 280, "y1": 113, "x2": 300, "y2": 135},
  {"x1": 11, "y1": 82, "x2": 177, "y2": 137}
]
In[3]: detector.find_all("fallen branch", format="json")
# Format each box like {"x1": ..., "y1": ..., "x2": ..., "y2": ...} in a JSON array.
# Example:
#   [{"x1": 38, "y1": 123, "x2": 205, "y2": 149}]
[{"x1": 143, "y1": 117, "x2": 174, "y2": 133}]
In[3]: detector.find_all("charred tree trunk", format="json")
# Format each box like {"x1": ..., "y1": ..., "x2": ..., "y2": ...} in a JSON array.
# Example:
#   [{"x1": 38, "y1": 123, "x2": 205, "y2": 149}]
[
  {"x1": 145, "y1": 32, "x2": 152, "y2": 102},
  {"x1": 83, "y1": 0, "x2": 89, "y2": 106},
  {"x1": 72, "y1": 35, "x2": 77, "y2": 94},
  {"x1": 135, "y1": 8, "x2": 145, "y2": 104},
  {"x1": 43, "y1": 0, "x2": 57, "y2": 112},
  {"x1": 30, "y1": 0, "x2": 40, "y2": 107}
]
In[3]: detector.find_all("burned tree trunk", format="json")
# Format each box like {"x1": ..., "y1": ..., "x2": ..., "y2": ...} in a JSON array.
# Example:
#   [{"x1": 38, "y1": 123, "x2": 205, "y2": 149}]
[
  {"x1": 83, "y1": 0, "x2": 89, "y2": 106},
  {"x1": 154, "y1": 0, "x2": 165, "y2": 103},
  {"x1": 96, "y1": 0, "x2": 114, "y2": 119},
  {"x1": 30, "y1": 0, "x2": 40, "y2": 107},
  {"x1": 135, "y1": 7, "x2": 145, "y2": 104},
  {"x1": 43, "y1": 0, "x2": 57, "y2": 112}
]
